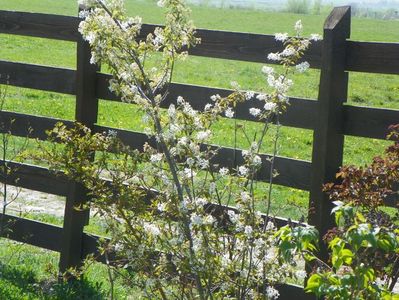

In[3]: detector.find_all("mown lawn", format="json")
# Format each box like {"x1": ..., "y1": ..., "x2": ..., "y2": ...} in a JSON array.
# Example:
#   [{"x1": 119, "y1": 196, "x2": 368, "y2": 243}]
[{"x1": 0, "y1": 0, "x2": 397, "y2": 297}]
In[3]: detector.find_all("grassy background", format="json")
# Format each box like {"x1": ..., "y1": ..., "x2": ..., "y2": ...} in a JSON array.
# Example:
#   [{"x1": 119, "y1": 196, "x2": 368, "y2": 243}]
[{"x1": 0, "y1": 0, "x2": 398, "y2": 297}]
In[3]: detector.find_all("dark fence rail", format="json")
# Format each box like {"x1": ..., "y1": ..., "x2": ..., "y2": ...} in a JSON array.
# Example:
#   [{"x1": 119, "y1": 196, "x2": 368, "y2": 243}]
[
  {"x1": 1, "y1": 10, "x2": 398, "y2": 73},
  {"x1": 0, "y1": 6, "x2": 398, "y2": 299},
  {"x1": 0, "y1": 212, "x2": 311, "y2": 298},
  {"x1": 0, "y1": 62, "x2": 398, "y2": 140}
]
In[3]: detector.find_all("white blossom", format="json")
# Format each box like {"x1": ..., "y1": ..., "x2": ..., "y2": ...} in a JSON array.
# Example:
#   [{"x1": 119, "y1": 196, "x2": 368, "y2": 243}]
[
  {"x1": 190, "y1": 213, "x2": 203, "y2": 226},
  {"x1": 261, "y1": 66, "x2": 274, "y2": 75},
  {"x1": 186, "y1": 157, "x2": 195, "y2": 166},
  {"x1": 295, "y1": 270, "x2": 307, "y2": 280},
  {"x1": 219, "y1": 167, "x2": 229, "y2": 176},
  {"x1": 274, "y1": 32, "x2": 288, "y2": 42},
  {"x1": 144, "y1": 223, "x2": 160, "y2": 236},
  {"x1": 177, "y1": 96, "x2": 184, "y2": 105},
  {"x1": 294, "y1": 20, "x2": 303, "y2": 33},
  {"x1": 198, "y1": 158, "x2": 209, "y2": 169},
  {"x1": 267, "y1": 52, "x2": 281, "y2": 61},
  {"x1": 210, "y1": 94, "x2": 220, "y2": 102},
  {"x1": 264, "y1": 102, "x2": 277, "y2": 111},
  {"x1": 245, "y1": 91, "x2": 255, "y2": 100},
  {"x1": 228, "y1": 210, "x2": 239, "y2": 223},
  {"x1": 296, "y1": 61, "x2": 310, "y2": 73},
  {"x1": 265, "y1": 221, "x2": 275, "y2": 231},
  {"x1": 266, "y1": 286, "x2": 280, "y2": 299},
  {"x1": 183, "y1": 168, "x2": 196, "y2": 179},
  {"x1": 238, "y1": 166, "x2": 248, "y2": 176},
  {"x1": 157, "y1": 0, "x2": 166, "y2": 7},
  {"x1": 203, "y1": 215, "x2": 215, "y2": 225},
  {"x1": 244, "y1": 225, "x2": 253, "y2": 237},
  {"x1": 157, "y1": 202, "x2": 167, "y2": 212},
  {"x1": 310, "y1": 33, "x2": 322, "y2": 41},
  {"x1": 242, "y1": 150, "x2": 249, "y2": 157},
  {"x1": 240, "y1": 191, "x2": 251, "y2": 202},
  {"x1": 168, "y1": 104, "x2": 176, "y2": 117},
  {"x1": 256, "y1": 93, "x2": 268, "y2": 101},
  {"x1": 195, "y1": 197, "x2": 208, "y2": 206},
  {"x1": 249, "y1": 107, "x2": 261, "y2": 117},
  {"x1": 225, "y1": 107, "x2": 234, "y2": 118},
  {"x1": 281, "y1": 47, "x2": 295, "y2": 57},
  {"x1": 252, "y1": 155, "x2": 262, "y2": 166},
  {"x1": 150, "y1": 153, "x2": 163, "y2": 163},
  {"x1": 196, "y1": 130, "x2": 211, "y2": 141}
]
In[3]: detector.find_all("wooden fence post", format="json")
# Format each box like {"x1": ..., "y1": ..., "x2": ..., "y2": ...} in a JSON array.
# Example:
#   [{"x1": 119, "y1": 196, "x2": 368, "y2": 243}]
[
  {"x1": 308, "y1": 6, "x2": 351, "y2": 261},
  {"x1": 59, "y1": 7, "x2": 99, "y2": 275}
]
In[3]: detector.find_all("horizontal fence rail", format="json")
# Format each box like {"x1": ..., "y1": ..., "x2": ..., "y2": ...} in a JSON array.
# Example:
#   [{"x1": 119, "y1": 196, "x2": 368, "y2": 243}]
[
  {"x1": 0, "y1": 110, "x2": 396, "y2": 205},
  {"x1": 1, "y1": 62, "x2": 398, "y2": 140},
  {"x1": 0, "y1": 110, "x2": 312, "y2": 190},
  {"x1": 0, "y1": 60, "x2": 76, "y2": 95},
  {"x1": 1, "y1": 10, "x2": 398, "y2": 74},
  {"x1": 1, "y1": 212, "x2": 312, "y2": 299}
]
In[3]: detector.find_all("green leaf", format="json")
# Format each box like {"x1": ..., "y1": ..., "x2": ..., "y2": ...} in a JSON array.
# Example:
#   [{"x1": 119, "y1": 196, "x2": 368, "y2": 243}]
[{"x1": 305, "y1": 274, "x2": 323, "y2": 293}]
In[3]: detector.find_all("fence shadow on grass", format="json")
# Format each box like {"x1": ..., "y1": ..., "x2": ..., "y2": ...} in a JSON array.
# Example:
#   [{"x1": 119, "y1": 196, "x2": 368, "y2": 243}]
[{"x1": 0, "y1": 261, "x2": 105, "y2": 300}]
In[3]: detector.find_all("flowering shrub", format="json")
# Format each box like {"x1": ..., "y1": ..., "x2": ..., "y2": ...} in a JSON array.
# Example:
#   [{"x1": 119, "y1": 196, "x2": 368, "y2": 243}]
[
  {"x1": 277, "y1": 125, "x2": 399, "y2": 299},
  {"x1": 41, "y1": 0, "x2": 319, "y2": 298}
]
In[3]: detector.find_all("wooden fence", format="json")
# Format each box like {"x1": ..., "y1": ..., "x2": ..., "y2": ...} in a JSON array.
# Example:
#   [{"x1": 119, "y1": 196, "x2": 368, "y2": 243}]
[{"x1": 0, "y1": 5, "x2": 398, "y2": 299}]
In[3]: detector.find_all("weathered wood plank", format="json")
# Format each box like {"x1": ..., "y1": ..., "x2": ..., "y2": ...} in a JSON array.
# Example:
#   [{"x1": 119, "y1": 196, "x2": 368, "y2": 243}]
[
  {"x1": 1, "y1": 10, "x2": 398, "y2": 74},
  {"x1": 139, "y1": 24, "x2": 322, "y2": 66},
  {"x1": 93, "y1": 125, "x2": 312, "y2": 190},
  {"x1": 0, "y1": 60, "x2": 76, "y2": 95},
  {"x1": 276, "y1": 283, "x2": 314, "y2": 300},
  {"x1": 59, "y1": 7, "x2": 99, "y2": 274},
  {"x1": 0, "y1": 160, "x2": 68, "y2": 196},
  {"x1": 3, "y1": 102, "x2": 397, "y2": 144},
  {"x1": 308, "y1": 6, "x2": 351, "y2": 261},
  {"x1": 0, "y1": 10, "x2": 79, "y2": 41},
  {"x1": 0, "y1": 214, "x2": 63, "y2": 251},
  {"x1": 96, "y1": 73, "x2": 318, "y2": 130},
  {"x1": 343, "y1": 105, "x2": 399, "y2": 139},
  {"x1": 346, "y1": 41, "x2": 399, "y2": 75},
  {"x1": 0, "y1": 113, "x2": 312, "y2": 191},
  {"x1": 0, "y1": 110, "x2": 73, "y2": 140},
  {"x1": 0, "y1": 213, "x2": 312, "y2": 298}
]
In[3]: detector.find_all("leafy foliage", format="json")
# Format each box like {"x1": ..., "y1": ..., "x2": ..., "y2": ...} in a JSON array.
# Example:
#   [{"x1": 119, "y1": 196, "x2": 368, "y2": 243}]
[{"x1": 277, "y1": 125, "x2": 399, "y2": 300}]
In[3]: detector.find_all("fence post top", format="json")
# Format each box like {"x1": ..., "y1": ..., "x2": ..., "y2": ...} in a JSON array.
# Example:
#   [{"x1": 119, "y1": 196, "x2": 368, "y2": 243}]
[{"x1": 324, "y1": 6, "x2": 351, "y2": 36}]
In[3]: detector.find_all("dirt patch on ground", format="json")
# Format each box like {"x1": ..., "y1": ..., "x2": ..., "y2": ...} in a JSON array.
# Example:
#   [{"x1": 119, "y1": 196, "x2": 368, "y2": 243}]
[{"x1": 2, "y1": 185, "x2": 66, "y2": 217}]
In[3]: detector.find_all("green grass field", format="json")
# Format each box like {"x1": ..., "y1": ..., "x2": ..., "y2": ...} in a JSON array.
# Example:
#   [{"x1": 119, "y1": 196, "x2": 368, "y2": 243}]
[{"x1": 0, "y1": 0, "x2": 398, "y2": 298}]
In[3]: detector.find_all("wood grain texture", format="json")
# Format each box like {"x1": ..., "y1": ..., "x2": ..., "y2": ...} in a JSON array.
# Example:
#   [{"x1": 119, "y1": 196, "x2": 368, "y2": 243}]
[
  {"x1": 96, "y1": 72, "x2": 318, "y2": 130},
  {"x1": 346, "y1": 41, "x2": 399, "y2": 75},
  {"x1": 0, "y1": 213, "x2": 314, "y2": 298},
  {"x1": 0, "y1": 160, "x2": 68, "y2": 196},
  {"x1": 0, "y1": 60, "x2": 76, "y2": 95},
  {"x1": 93, "y1": 125, "x2": 312, "y2": 190},
  {"x1": 1, "y1": 10, "x2": 398, "y2": 73},
  {"x1": 0, "y1": 110, "x2": 73, "y2": 140},
  {"x1": 59, "y1": 19, "x2": 98, "y2": 273},
  {"x1": 0, "y1": 10, "x2": 79, "y2": 41},
  {"x1": 308, "y1": 6, "x2": 351, "y2": 261},
  {"x1": 0, "y1": 214, "x2": 63, "y2": 251},
  {"x1": 343, "y1": 105, "x2": 399, "y2": 139}
]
